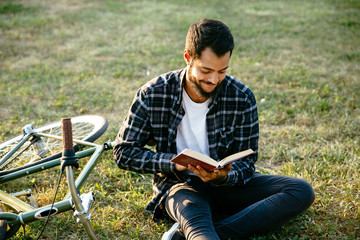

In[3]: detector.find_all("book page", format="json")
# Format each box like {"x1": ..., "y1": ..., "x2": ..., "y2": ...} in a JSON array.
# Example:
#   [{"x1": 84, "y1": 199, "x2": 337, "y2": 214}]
[
  {"x1": 181, "y1": 149, "x2": 217, "y2": 165},
  {"x1": 219, "y1": 149, "x2": 254, "y2": 166}
]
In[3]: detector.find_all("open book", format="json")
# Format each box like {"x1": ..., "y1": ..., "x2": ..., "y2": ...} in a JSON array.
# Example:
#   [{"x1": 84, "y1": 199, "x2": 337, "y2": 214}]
[{"x1": 171, "y1": 148, "x2": 254, "y2": 171}]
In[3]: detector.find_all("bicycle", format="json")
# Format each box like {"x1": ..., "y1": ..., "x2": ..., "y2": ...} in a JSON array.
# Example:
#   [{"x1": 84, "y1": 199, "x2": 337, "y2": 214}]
[{"x1": 0, "y1": 115, "x2": 114, "y2": 239}]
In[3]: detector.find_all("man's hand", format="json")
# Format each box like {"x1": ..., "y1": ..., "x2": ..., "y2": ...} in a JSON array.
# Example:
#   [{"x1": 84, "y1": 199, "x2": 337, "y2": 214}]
[
  {"x1": 175, "y1": 163, "x2": 188, "y2": 171},
  {"x1": 188, "y1": 164, "x2": 231, "y2": 184}
]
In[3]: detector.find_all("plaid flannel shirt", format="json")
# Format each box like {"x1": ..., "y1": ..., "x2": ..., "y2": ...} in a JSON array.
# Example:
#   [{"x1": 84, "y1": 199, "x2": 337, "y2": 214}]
[{"x1": 114, "y1": 68, "x2": 259, "y2": 221}]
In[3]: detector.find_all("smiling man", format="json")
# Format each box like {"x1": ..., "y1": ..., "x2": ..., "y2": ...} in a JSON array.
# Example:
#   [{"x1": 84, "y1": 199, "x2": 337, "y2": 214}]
[{"x1": 114, "y1": 19, "x2": 315, "y2": 240}]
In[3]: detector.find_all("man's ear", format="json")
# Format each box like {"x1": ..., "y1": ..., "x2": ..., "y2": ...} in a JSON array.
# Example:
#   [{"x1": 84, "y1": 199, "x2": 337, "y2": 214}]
[{"x1": 184, "y1": 49, "x2": 191, "y2": 65}]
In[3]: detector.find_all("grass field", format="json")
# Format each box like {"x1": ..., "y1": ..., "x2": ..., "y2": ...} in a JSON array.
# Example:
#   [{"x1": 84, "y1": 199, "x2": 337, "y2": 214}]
[{"x1": 0, "y1": 0, "x2": 359, "y2": 239}]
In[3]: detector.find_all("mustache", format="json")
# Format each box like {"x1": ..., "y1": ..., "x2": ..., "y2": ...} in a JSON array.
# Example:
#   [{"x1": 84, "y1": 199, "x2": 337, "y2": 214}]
[{"x1": 200, "y1": 80, "x2": 218, "y2": 85}]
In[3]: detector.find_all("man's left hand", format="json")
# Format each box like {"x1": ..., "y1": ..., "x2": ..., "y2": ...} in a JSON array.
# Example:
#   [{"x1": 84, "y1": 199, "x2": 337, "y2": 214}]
[{"x1": 188, "y1": 164, "x2": 231, "y2": 184}]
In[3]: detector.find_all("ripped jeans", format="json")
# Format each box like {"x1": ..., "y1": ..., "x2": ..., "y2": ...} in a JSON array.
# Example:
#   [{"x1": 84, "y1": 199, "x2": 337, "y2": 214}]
[{"x1": 164, "y1": 172, "x2": 315, "y2": 240}]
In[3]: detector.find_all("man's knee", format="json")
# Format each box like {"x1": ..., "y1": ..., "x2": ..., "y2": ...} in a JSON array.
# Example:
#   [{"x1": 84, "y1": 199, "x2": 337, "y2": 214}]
[
  {"x1": 166, "y1": 183, "x2": 210, "y2": 218},
  {"x1": 297, "y1": 178, "x2": 315, "y2": 209},
  {"x1": 284, "y1": 177, "x2": 315, "y2": 212}
]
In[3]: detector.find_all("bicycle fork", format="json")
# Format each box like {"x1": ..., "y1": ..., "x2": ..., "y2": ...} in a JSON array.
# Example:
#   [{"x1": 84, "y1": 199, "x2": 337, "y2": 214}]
[{"x1": 61, "y1": 118, "x2": 98, "y2": 240}]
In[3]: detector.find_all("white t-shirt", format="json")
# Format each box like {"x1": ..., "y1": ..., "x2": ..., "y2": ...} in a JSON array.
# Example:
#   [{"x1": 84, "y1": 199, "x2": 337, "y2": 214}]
[{"x1": 176, "y1": 90, "x2": 211, "y2": 156}]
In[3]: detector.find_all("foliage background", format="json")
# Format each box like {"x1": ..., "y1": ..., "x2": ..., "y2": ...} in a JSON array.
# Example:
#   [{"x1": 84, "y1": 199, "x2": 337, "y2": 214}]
[{"x1": 0, "y1": 0, "x2": 359, "y2": 239}]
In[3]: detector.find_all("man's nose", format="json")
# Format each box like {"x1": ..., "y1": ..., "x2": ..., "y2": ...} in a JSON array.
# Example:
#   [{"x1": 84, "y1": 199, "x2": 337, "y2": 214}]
[{"x1": 208, "y1": 73, "x2": 219, "y2": 84}]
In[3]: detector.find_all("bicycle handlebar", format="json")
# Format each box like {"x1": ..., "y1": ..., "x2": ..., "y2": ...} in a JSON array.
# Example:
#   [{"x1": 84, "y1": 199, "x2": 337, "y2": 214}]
[
  {"x1": 61, "y1": 118, "x2": 78, "y2": 169},
  {"x1": 61, "y1": 118, "x2": 73, "y2": 151}
]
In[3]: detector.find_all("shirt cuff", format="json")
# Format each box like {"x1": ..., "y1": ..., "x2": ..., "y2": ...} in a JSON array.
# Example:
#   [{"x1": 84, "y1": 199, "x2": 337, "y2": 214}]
[{"x1": 159, "y1": 152, "x2": 177, "y2": 174}]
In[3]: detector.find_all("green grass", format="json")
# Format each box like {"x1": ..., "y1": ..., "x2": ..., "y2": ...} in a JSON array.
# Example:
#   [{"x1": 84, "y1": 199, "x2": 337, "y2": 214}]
[{"x1": 0, "y1": 0, "x2": 359, "y2": 239}]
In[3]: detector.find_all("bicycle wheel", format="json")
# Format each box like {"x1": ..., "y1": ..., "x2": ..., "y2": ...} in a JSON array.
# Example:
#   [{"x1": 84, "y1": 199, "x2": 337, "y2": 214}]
[
  {"x1": 0, "y1": 115, "x2": 108, "y2": 171},
  {"x1": 0, "y1": 207, "x2": 6, "y2": 240}
]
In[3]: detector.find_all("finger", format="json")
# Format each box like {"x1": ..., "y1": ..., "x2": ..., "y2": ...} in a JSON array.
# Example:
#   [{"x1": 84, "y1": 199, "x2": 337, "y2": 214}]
[
  {"x1": 219, "y1": 164, "x2": 231, "y2": 175},
  {"x1": 224, "y1": 164, "x2": 232, "y2": 170},
  {"x1": 189, "y1": 165, "x2": 210, "y2": 182},
  {"x1": 213, "y1": 169, "x2": 220, "y2": 174},
  {"x1": 196, "y1": 165, "x2": 210, "y2": 175},
  {"x1": 188, "y1": 164, "x2": 200, "y2": 175},
  {"x1": 175, "y1": 163, "x2": 187, "y2": 171},
  {"x1": 196, "y1": 165, "x2": 219, "y2": 182}
]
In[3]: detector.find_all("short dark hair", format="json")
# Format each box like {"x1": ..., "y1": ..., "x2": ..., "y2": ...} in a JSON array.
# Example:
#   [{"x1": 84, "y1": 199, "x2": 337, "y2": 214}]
[{"x1": 185, "y1": 19, "x2": 234, "y2": 59}]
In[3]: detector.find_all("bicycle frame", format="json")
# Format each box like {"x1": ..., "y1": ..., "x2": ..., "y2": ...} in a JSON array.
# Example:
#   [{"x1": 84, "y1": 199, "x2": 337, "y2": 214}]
[{"x1": 0, "y1": 130, "x2": 113, "y2": 239}]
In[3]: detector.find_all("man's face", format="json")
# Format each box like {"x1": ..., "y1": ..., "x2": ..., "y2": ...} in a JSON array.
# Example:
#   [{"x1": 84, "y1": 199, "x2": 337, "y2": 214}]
[{"x1": 185, "y1": 47, "x2": 230, "y2": 103}]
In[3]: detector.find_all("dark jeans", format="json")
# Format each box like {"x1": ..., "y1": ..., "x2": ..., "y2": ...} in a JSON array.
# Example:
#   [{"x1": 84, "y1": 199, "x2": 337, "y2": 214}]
[{"x1": 164, "y1": 172, "x2": 315, "y2": 240}]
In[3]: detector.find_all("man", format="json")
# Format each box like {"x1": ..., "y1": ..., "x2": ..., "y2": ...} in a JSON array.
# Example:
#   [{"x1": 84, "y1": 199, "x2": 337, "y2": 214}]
[{"x1": 114, "y1": 19, "x2": 315, "y2": 240}]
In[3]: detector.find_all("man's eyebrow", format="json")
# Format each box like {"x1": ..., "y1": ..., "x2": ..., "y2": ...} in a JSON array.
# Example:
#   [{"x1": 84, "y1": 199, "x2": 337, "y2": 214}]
[{"x1": 201, "y1": 66, "x2": 229, "y2": 71}]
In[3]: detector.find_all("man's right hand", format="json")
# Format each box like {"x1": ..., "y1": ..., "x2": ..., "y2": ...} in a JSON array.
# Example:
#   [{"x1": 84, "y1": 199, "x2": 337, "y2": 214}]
[{"x1": 175, "y1": 163, "x2": 188, "y2": 171}]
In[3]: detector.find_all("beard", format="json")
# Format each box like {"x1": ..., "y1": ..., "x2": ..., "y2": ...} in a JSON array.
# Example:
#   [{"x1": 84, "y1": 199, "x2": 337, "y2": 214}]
[{"x1": 187, "y1": 66, "x2": 221, "y2": 99}]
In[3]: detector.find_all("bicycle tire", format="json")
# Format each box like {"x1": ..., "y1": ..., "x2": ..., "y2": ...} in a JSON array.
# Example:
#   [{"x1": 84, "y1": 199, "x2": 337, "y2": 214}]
[
  {"x1": 0, "y1": 207, "x2": 6, "y2": 240},
  {"x1": 0, "y1": 115, "x2": 108, "y2": 171}
]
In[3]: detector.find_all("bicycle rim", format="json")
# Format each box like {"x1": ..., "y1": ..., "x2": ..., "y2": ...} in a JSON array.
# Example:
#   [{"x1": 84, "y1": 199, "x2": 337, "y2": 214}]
[{"x1": 0, "y1": 115, "x2": 107, "y2": 170}]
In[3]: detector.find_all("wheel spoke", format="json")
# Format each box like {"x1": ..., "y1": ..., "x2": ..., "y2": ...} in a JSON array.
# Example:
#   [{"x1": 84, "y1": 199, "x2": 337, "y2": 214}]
[{"x1": 0, "y1": 116, "x2": 106, "y2": 171}]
